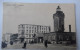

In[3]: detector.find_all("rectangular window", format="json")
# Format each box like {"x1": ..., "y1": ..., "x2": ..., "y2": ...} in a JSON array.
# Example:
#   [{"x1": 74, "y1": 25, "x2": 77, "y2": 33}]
[
  {"x1": 29, "y1": 34, "x2": 31, "y2": 37},
  {"x1": 44, "y1": 28, "x2": 45, "y2": 30},
  {"x1": 26, "y1": 30, "x2": 28, "y2": 33},
  {"x1": 42, "y1": 31, "x2": 43, "y2": 33},
  {"x1": 22, "y1": 25, "x2": 23, "y2": 27},
  {"x1": 40, "y1": 26, "x2": 41, "y2": 30},
  {"x1": 42, "y1": 28, "x2": 43, "y2": 30}
]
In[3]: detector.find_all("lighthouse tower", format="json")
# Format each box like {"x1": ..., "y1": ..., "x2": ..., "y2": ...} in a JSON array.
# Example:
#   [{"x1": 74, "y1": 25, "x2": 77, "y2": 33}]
[{"x1": 53, "y1": 6, "x2": 65, "y2": 32}]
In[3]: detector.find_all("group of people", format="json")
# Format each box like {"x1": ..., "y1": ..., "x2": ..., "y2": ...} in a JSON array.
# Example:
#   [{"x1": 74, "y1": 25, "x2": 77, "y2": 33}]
[
  {"x1": 22, "y1": 40, "x2": 48, "y2": 49},
  {"x1": 2, "y1": 41, "x2": 7, "y2": 48}
]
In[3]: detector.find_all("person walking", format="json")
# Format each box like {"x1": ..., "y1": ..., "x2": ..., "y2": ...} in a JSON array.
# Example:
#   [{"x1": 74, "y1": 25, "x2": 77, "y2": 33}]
[
  {"x1": 44, "y1": 40, "x2": 48, "y2": 48},
  {"x1": 22, "y1": 41, "x2": 27, "y2": 49}
]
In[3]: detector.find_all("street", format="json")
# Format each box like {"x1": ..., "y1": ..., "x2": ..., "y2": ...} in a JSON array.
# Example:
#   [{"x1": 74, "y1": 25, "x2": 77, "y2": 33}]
[{"x1": 2, "y1": 42, "x2": 76, "y2": 50}]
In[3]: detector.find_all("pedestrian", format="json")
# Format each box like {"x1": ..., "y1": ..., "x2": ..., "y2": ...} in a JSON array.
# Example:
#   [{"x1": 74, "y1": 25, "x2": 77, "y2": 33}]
[
  {"x1": 22, "y1": 41, "x2": 27, "y2": 49},
  {"x1": 44, "y1": 40, "x2": 48, "y2": 48}
]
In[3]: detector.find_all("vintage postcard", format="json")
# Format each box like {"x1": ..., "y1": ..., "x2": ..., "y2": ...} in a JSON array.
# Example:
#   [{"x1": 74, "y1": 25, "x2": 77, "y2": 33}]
[{"x1": 2, "y1": 3, "x2": 76, "y2": 50}]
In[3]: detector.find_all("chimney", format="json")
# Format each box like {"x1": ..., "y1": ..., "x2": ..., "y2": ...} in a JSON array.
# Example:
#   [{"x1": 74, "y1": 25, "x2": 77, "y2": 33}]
[
  {"x1": 49, "y1": 26, "x2": 51, "y2": 32},
  {"x1": 69, "y1": 25, "x2": 71, "y2": 32}
]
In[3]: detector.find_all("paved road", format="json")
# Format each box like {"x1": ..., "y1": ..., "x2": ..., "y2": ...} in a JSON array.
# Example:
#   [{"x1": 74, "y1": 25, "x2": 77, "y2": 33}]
[{"x1": 2, "y1": 42, "x2": 76, "y2": 50}]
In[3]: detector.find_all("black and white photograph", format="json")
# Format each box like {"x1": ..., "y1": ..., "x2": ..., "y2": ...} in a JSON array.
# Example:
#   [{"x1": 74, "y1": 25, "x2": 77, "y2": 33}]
[{"x1": 2, "y1": 3, "x2": 76, "y2": 50}]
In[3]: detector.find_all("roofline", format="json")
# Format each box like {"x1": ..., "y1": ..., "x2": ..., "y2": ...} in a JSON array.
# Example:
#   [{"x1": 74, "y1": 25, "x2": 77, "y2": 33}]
[
  {"x1": 50, "y1": 32, "x2": 76, "y2": 33},
  {"x1": 19, "y1": 24, "x2": 50, "y2": 27}
]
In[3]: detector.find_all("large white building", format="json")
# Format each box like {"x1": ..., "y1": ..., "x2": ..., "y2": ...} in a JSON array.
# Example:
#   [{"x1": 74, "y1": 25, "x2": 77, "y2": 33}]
[{"x1": 18, "y1": 24, "x2": 50, "y2": 43}]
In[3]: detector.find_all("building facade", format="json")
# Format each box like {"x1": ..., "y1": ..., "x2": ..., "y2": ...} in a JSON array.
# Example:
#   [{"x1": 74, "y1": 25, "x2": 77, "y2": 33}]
[
  {"x1": 44, "y1": 6, "x2": 76, "y2": 44},
  {"x1": 18, "y1": 24, "x2": 50, "y2": 43},
  {"x1": 44, "y1": 32, "x2": 76, "y2": 44}
]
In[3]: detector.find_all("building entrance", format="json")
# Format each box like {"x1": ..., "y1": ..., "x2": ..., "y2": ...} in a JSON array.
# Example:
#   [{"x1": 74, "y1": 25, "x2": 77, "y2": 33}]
[{"x1": 38, "y1": 37, "x2": 43, "y2": 43}]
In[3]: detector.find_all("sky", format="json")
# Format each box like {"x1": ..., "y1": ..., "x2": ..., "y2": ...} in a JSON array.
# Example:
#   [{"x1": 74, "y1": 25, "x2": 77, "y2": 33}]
[{"x1": 3, "y1": 3, "x2": 76, "y2": 34}]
